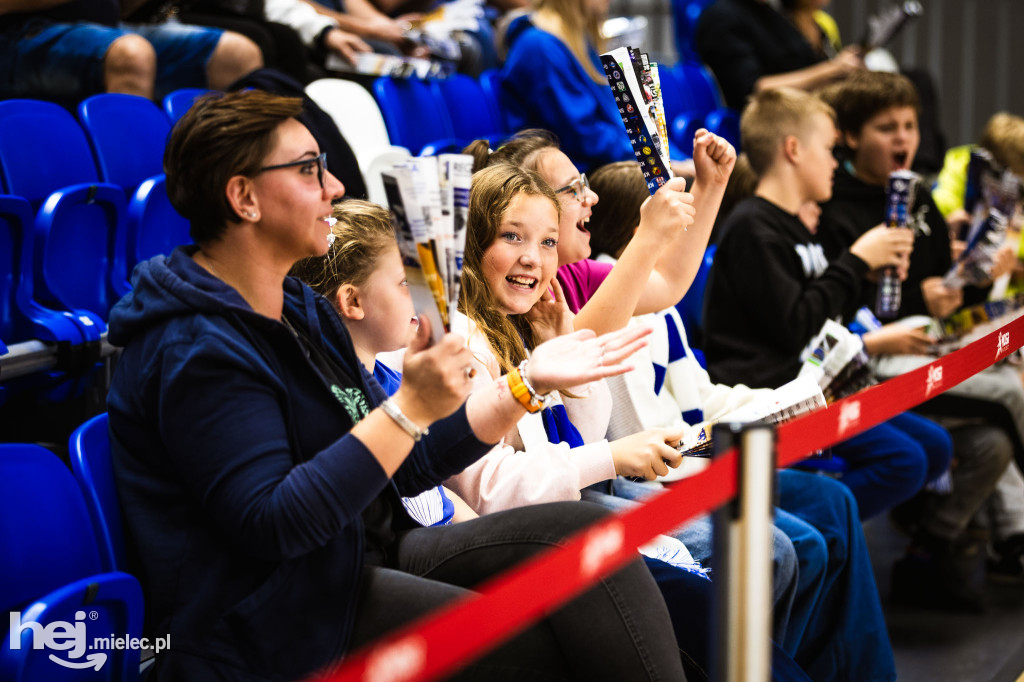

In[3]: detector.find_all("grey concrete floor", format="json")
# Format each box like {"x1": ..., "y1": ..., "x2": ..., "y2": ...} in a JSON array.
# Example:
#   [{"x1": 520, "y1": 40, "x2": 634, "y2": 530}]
[{"x1": 863, "y1": 516, "x2": 1024, "y2": 682}]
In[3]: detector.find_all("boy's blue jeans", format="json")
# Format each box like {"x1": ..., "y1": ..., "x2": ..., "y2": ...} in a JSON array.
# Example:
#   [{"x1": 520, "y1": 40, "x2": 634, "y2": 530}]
[
  {"x1": 591, "y1": 469, "x2": 896, "y2": 682},
  {"x1": 834, "y1": 411, "x2": 953, "y2": 520}
]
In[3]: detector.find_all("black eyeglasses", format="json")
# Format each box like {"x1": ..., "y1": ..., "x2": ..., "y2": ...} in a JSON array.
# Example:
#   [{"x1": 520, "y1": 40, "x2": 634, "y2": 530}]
[
  {"x1": 258, "y1": 152, "x2": 327, "y2": 188},
  {"x1": 554, "y1": 173, "x2": 589, "y2": 202}
]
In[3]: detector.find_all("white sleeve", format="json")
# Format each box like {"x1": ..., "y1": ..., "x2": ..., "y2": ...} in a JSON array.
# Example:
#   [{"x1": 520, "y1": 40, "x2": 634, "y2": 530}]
[
  {"x1": 447, "y1": 317, "x2": 617, "y2": 515},
  {"x1": 559, "y1": 377, "x2": 613, "y2": 443},
  {"x1": 444, "y1": 436, "x2": 616, "y2": 516},
  {"x1": 264, "y1": 0, "x2": 335, "y2": 47}
]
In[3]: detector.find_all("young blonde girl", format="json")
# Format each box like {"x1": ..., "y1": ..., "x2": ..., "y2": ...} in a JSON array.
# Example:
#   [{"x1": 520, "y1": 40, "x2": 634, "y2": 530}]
[{"x1": 292, "y1": 200, "x2": 481, "y2": 526}]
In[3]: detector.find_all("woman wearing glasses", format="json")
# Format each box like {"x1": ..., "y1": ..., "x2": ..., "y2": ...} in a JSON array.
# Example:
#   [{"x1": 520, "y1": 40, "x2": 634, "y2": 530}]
[
  {"x1": 104, "y1": 90, "x2": 693, "y2": 681},
  {"x1": 466, "y1": 128, "x2": 733, "y2": 336}
]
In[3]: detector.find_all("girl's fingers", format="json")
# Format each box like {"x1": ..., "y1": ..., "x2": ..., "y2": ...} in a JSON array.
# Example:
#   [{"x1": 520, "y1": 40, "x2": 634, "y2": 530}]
[
  {"x1": 598, "y1": 324, "x2": 653, "y2": 353},
  {"x1": 549, "y1": 277, "x2": 566, "y2": 304},
  {"x1": 600, "y1": 337, "x2": 649, "y2": 366}
]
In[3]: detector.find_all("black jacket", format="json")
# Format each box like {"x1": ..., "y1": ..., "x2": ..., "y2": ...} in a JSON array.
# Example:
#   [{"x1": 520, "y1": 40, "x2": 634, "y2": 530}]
[
  {"x1": 819, "y1": 164, "x2": 988, "y2": 319},
  {"x1": 704, "y1": 196, "x2": 869, "y2": 388},
  {"x1": 107, "y1": 247, "x2": 489, "y2": 680},
  {"x1": 695, "y1": 0, "x2": 824, "y2": 109}
]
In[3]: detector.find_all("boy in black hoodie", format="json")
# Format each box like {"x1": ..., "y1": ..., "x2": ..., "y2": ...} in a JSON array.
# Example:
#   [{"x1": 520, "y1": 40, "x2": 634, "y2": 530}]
[
  {"x1": 704, "y1": 87, "x2": 955, "y2": 528},
  {"x1": 819, "y1": 71, "x2": 1019, "y2": 610}
]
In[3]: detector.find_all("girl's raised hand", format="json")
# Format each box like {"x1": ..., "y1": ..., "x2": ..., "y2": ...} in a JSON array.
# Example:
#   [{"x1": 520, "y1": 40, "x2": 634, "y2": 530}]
[
  {"x1": 525, "y1": 277, "x2": 574, "y2": 344},
  {"x1": 525, "y1": 324, "x2": 653, "y2": 395},
  {"x1": 637, "y1": 177, "x2": 695, "y2": 241},
  {"x1": 692, "y1": 128, "x2": 737, "y2": 188}
]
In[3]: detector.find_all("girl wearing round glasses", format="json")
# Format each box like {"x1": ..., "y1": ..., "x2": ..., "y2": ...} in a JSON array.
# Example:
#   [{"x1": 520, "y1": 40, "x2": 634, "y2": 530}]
[{"x1": 105, "y1": 90, "x2": 690, "y2": 681}]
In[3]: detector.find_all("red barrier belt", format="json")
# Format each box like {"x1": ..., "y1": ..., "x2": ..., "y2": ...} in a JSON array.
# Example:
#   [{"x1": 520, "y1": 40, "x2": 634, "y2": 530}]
[
  {"x1": 311, "y1": 315, "x2": 1024, "y2": 682},
  {"x1": 777, "y1": 315, "x2": 1024, "y2": 468}
]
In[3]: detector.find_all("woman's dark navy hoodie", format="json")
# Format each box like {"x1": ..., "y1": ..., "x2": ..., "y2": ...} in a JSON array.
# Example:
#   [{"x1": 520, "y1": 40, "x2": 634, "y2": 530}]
[{"x1": 106, "y1": 246, "x2": 490, "y2": 681}]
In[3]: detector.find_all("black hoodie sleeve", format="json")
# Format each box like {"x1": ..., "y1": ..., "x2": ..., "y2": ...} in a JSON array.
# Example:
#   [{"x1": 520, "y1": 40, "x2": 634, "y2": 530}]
[
  {"x1": 705, "y1": 207, "x2": 870, "y2": 387},
  {"x1": 734, "y1": 227, "x2": 868, "y2": 353}
]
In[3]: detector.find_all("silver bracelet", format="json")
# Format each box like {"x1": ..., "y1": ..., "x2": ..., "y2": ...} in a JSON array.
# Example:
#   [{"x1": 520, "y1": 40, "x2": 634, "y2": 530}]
[
  {"x1": 381, "y1": 399, "x2": 429, "y2": 442},
  {"x1": 517, "y1": 359, "x2": 552, "y2": 410}
]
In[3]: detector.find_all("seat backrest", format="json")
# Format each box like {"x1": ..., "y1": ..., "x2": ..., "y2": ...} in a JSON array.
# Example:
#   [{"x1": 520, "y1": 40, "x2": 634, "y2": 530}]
[
  {"x1": 675, "y1": 61, "x2": 725, "y2": 116},
  {"x1": 126, "y1": 174, "x2": 191, "y2": 269},
  {"x1": 305, "y1": 78, "x2": 397, "y2": 172},
  {"x1": 0, "y1": 444, "x2": 144, "y2": 682},
  {"x1": 163, "y1": 87, "x2": 210, "y2": 125},
  {"x1": 78, "y1": 94, "x2": 171, "y2": 190},
  {"x1": 0, "y1": 100, "x2": 99, "y2": 204},
  {"x1": 0, "y1": 197, "x2": 19, "y2": 344},
  {"x1": 372, "y1": 76, "x2": 455, "y2": 156},
  {"x1": 659, "y1": 66, "x2": 697, "y2": 129},
  {"x1": 69, "y1": 414, "x2": 125, "y2": 572},
  {"x1": 672, "y1": 0, "x2": 713, "y2": 59},
  {"x1": 35, "y1": 184, "x2": 125, "y2": 320},
  {"x1": 478, "y1": 69, "x2": 512, "y2": 131},
  {"x1": 0, "y1": 444, "x2": 104, "y2": 612},
  {"x1": 0, "y1": 194, "x2": 85, "y2": 344},
  {"x1": 432, "y1": 73, "x2": 504, "y2": 142}
]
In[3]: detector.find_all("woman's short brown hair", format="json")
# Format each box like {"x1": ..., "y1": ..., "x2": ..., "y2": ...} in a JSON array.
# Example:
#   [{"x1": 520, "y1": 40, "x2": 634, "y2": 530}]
[{"x1": 164, "y1": 90, "x2": 304, "y2": 244}]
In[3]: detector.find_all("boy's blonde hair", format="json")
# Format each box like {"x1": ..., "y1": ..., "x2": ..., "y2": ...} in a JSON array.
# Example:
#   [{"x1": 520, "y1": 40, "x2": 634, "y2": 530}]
[
  {"x1": 460, "y1": 164, "x2": 560, "y2": 374},
  {"x1": 979, "y1": 112, "x2": 1024, "y2": 177},
  {"x1": 740, "y1": 87, "x2": 835, "y2": 178},
  {"x1": 290, "y1": 200, "x2": 398, "y2": 308}
]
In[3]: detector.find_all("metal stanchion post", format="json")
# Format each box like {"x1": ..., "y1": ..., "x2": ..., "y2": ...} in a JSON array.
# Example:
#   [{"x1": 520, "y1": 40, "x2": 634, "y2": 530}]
[{"x1": 711, "y1": 422, "x2": 776, "y2": 682}]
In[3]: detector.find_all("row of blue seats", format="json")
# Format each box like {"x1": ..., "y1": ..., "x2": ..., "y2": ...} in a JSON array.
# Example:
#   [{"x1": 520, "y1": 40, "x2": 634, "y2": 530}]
[
  {"x1": 0, "y1": 93, "x2": 198, "y2": 355},
  {"x1": 1, "y1": 415, "x2": 144, "y2": 681},
  {"x1": 374, "y1": 64, "x2": 740, "y2": 160},
  {"x1": 0, "y1": 62, "x2": 737, "y2": 393}
]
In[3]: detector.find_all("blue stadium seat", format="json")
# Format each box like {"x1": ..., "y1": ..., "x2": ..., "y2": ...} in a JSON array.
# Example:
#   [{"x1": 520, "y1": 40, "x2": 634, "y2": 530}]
[
  {"x1": 0, "y1": 100, "x2": 125, "y2": 325},
  {"x1": 478, "y1": 69, "x2": 513, "y2": 131},
  {"x1": 0, "y1": 443, "x2": 144, "y2": 681},
  {"x1": 37, "y1": 183, "x2": 128, "y2": 315},
  {"x1": 675, "y1": 243, "x2": 715, "y2": 347},
  {"x1": 432, "y1": 73, "x2": 508, "y2": 146},
  {"x1": 671, "y1": 0, "x2": 713, "y2": 60},
  {"x1": 78, "y1": 94, "x2": 171, "y2": 191},
  {"x1": 124, "y1": 175, "x2": 190, "y2": 275},
  {"x1": 673, "y1": 62, "x2": 741, "y2": 151},
  {"x1": 162, "y1": 88, "x2": 210, "y2": 125},
  {"x1": 372, "y1": 77, "x2": 463, "y2": 156},
  {"x1": 0, "y1": 194, "x2": 86, "y2": 345},
  {"x1": 660, "y1": 67, "x2": 703, "y2": 157},
  {"x1": 70, "y1": 414, "x2": 125, "y2": 573}
]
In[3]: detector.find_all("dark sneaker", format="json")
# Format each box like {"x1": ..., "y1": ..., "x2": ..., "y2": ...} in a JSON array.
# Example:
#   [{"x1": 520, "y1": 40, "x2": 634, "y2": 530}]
[
  {"x1": 988, "y1": 533, "x2": 1024, "y2": 581},
  {"x1": 890, "y1": 538, "x2": 987, "y2": 613}
]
